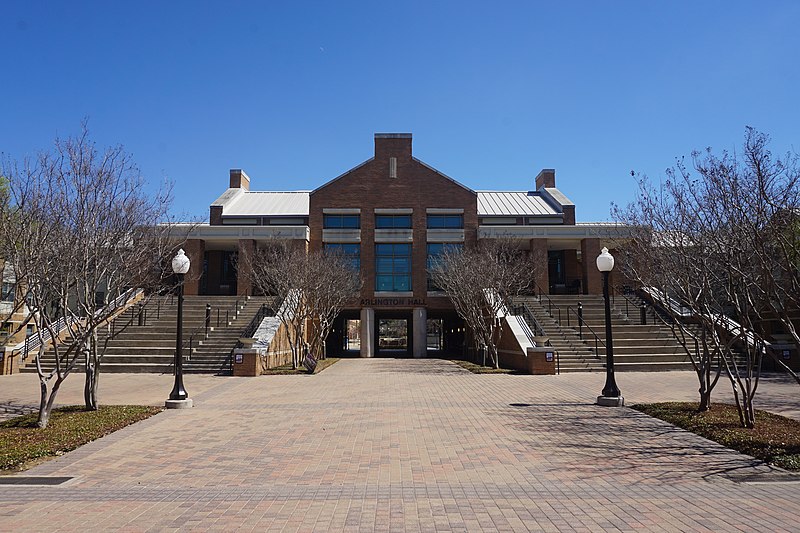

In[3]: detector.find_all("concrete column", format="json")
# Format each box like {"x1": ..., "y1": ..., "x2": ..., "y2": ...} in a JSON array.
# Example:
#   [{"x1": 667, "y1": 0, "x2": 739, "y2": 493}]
[
  {"x1": 581, "y1": 238, "x2": 603, "y2": 295},
  {"x1": 529, "y1": 238, "x2": 548, "y2": 294},
  {"x1": 412, "y1": 307, "x2": 427, "y2": 359},
  {"x1": 360, "y1": 308, "x2": 375, "y2": 358}
]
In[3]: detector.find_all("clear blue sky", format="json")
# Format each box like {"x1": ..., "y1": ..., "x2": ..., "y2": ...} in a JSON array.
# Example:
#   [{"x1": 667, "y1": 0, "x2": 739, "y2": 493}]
[{"x1": 2, "y1": 1, "x2": 798, "y2": 222}]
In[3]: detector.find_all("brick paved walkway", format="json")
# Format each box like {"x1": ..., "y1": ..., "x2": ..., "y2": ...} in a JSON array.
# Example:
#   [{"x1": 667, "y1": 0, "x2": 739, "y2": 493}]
[{"x1": 1, "y1": 360, "x2": 799, "y2": 532}]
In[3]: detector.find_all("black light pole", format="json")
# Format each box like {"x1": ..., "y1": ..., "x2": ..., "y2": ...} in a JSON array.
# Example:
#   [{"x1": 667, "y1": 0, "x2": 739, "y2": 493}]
[
  {"x1": 596, "y1": 247, "x2": 624, "y2": 407},
  {"x1": 166, "y1": 249, "x2": 192, "y2": 409}
]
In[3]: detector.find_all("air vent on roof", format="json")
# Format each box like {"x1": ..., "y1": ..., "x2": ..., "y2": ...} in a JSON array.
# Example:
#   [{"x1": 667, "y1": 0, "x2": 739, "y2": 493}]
[{"x1": 389, "y1": 157, "x2": 397, "y2": 179}]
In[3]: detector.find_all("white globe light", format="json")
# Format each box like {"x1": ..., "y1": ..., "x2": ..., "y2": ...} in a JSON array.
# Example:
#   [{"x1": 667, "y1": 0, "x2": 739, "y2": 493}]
[
  {"x1": 596, "y1": 247, "x2": 614, "y2": 272},
  {"x1": 172, "y1": 249, "x2": 191, "y2": 275}
]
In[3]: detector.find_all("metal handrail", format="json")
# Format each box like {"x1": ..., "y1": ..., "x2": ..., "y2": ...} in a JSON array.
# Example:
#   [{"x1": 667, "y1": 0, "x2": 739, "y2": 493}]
[
  {"x1": 11, "y1": 288, "x2": 143, "y2": 362},
  {"x1": 517, "y1": 303, "x2": 551, "y2": 345},
  {"x1": 612, "y1": 285, "x2": 648, "y2": 323},
  {"x1": 184, "y1": 297, "x2": 247, "y2": 359},
  {"x1": 227, "y1": 303, "x2": 276, "y2": 374},
  {"x1": 535, "y1": 284, "x2": 562, "y2": 324},
  {"x1": 565, "y1": 304, "x2": 606, "y2": 356}
]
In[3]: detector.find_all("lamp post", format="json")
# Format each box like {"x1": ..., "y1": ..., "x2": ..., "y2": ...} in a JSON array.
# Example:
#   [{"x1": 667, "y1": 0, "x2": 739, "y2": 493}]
[
  {"x1": 596, "y1": 247, "x2": 624, "y2": 407},
  {"x1": 166, "y1": 249, "x2": 193, "y2": 409}
]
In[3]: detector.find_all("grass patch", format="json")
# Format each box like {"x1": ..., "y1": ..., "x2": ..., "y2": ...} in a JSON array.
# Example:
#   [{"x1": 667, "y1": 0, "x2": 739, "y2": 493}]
[
  {"x1": 262, "y1": 357, "x2": 340, "y2": 375},
  {"x1": 447, "y1": 358, "x2": 522, "y2": 374},
  {"x1": 1, "y1": 405, "x2": 162, "y2": 472},
  {"x1": 633, "y1": 402, "x2": 800, "y2": 470}
]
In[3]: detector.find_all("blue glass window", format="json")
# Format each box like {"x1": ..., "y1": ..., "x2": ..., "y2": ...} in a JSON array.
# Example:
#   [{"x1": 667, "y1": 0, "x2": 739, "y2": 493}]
[
  {"x1": 325, "y1": 243, "x2": 360, "y2": 271},
  {"x1": 323, "y1": 214, "x2": 360, "y2": 229},
  {"x1": 375, "y1": 243, "x2": 412, "y2": 292},
  {"x1": 375, "y1": 215, "x2": 412, "y2": 229},
  {"x1": 426, "y1": 243, "x2": 462, "y2": 290},
  {"x1": 427, "y1": 214, "x2": 463, "y2": 229}
]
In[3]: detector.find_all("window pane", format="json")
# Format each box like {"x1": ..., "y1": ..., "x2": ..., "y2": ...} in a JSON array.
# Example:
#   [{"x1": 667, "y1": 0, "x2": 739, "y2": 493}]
[
  {"x1": 324, "y1": 214, "x2": 360, "y2": 229},
  {"x1": 427, "y1": 214, "x2": 463, "y2": 229}
]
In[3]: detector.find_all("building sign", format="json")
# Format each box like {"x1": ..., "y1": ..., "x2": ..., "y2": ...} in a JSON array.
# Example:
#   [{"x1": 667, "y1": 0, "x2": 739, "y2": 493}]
[{"x1": 360, "y1": 298, "x2": 427, "y2": 307}]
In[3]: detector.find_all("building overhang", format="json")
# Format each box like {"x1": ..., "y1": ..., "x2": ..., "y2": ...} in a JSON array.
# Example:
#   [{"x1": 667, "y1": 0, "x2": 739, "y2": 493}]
[
  {"x1": 478, "y1": 223, "x2": 632, "y2": 240},
  {"x1": 181, "y1": 224, "x2": 310, "y2": 242}
]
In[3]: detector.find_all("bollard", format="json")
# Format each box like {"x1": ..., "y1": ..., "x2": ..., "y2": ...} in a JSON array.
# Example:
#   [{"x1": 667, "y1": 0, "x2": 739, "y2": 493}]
[
  {"x1": 640, "y1": 304, "x2": 647, "y2": 325},
  {"x1": 205, "y1": 304, "x2": 211, "y2": 334},
  {"x1": 138, "y1": 304, "x2": 144, "y2": 326},
  {"x1": 578, "y1": 302, "x2": 583, "y2": 339}
]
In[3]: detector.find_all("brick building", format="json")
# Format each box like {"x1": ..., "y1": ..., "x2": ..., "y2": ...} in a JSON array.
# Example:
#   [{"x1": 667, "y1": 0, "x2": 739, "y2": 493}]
[{"x1": 182, "y1": 133, "x2": 621, "y2": 358}]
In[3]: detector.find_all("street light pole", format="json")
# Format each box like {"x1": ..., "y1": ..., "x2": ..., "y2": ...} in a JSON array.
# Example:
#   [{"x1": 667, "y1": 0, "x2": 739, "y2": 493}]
[
  {"x1": 166, "y1": 249, "x2": 193, "y2": 409},
  {"x1": 596, "y1": 247, "x2": 624, "y2": 407}
]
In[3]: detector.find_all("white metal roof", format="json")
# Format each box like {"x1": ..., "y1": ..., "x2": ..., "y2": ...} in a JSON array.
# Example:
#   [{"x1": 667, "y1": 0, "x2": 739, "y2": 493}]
[
  {"x1": 221, "y1": 191, "x2": 311, "y2": 216},
  {"x1": 477, "y1": 191, "x2": 559, "y2": 216}
]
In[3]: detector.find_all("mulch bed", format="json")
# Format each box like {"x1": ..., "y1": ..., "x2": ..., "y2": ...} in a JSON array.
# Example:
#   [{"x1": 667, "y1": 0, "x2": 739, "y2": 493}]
[{"x1": 633, "y1": 402, "x2": 800, "y2": 470}]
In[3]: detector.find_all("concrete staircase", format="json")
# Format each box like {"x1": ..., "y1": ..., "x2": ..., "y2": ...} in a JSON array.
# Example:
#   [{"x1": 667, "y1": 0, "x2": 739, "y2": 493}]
[
  {"x1": 516, "y1": 294, "x2": 696, "y2": 372},
  {"x1": 22, "y1": 295, "x2": 270, "y2": 375}
]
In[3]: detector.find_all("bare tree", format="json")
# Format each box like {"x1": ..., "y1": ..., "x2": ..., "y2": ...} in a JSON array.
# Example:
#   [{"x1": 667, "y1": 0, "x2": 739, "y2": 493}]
[
  {"x1": 429, "y1": 239, "x2": 537, "y2": 369},
  {"x1": 614, "y1": 128, "x2": 800, "y2": 427},
  {"x1": 239, "y1": 241, "x2": 361, "y2": 369},
  {"x1": 0, "y1": 124, "x2": 181, "y2": 427}
]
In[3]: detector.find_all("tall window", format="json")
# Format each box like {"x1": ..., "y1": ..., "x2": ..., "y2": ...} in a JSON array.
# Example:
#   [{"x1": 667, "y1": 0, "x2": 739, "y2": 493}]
[
  {"x1": 427, "y1": 214, "x2": 463, "y2": 229},
  {"x1": 427, "y1": 243, "x2": 462, "y2": 291},
  {"x1": 323, "y1": 214, "x2": 360, "y2": 229},
  {"x1": 375, "y1": 243, "x2": 411, "y2": 292},
  {"x1": 1, "y1": 282, "x2": 15, "y2": 302},
  {"x1": 325, "y1": 243, "x2": 361, "y2": 271},
  {"x1": 375, "y1": 214, "x2": 412, "y2": 229}
]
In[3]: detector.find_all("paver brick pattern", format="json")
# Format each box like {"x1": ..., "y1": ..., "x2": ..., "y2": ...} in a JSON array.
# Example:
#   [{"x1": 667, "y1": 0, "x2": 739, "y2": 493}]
[{"x1": 1, "y1": 360, "x2": 799, "y2": 532}]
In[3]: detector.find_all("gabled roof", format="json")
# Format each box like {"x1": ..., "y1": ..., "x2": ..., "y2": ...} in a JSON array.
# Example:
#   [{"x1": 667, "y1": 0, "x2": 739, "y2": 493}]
[
  {"x1": 310, "y1": 157, "x2": 475, "y2": 195},
  {"x1": 477, "y1": 191, "x2": 561, "y2": 216},
  {"x1": 213, "y1": 189, "x2": 310, "y2": 216}
]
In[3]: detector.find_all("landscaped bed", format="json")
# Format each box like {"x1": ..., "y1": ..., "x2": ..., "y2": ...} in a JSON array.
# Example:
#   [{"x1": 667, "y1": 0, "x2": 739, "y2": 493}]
[
  {"x1": 633, "y1": 402, "x2": 800, "y2": 471},
  {"x1": 447, "y1": 358, "x2": 523, "y2": 374},
  {"x1": 262, "y1": 357, "x2": 340, "y2": 375},
  {"x1": 1, "y1": 405, "x2": 162, "y2": 473}
]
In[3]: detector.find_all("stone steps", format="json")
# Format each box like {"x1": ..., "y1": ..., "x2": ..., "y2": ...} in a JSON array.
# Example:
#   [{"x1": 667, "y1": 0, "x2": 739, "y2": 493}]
[
  {"x1": 513, "y1": 294, "x2": 706, "y2": 372},
  {"x1": 21, "y1": 295, "x2": 272, "y2": 375}
]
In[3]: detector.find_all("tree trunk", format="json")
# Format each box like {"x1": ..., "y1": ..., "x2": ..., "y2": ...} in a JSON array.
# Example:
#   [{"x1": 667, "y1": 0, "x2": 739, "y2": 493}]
[
  {"x1": 84, "y1": 337, "x2": 99, "y2": 410},
  {"x1": 37, "y1": 379, "x2": 50, "y2": 428},
  {"x1": 37, "y1": 378, "x2": 63, "y2": 429}
]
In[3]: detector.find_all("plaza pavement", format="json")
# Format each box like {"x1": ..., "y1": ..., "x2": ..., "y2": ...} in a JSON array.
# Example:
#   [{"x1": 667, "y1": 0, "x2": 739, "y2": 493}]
[{"x1": 1, "y1": 360, "x2": 799, "y2": 532}]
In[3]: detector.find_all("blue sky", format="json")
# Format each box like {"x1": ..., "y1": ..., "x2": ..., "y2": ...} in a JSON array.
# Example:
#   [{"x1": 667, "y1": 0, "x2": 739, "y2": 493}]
[{"x1": 2, "y1": 1, "x2": 798, "y2": 222}]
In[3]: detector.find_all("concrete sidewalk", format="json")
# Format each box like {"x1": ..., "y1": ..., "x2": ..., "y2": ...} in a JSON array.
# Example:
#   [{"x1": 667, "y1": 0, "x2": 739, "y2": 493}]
[{"x1": 1, "y1": 360, "x2": 799, "y2": 532}]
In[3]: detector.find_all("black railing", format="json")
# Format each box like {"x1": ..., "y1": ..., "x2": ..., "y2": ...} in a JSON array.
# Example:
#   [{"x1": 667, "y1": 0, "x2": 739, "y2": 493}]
[
  {"x1": 535, "y1": 284, "x2": 562, "y2": 324},
  {"x1": 227, "y1": 303, "x2": 277, "y2": 375},
  {"x1": 612, "y1": 286, "x2": 648, "y2": 324},
  {"x1": 237, "y1": 303, "x2": 275, "y2": 343},
  {"x1": 565, "y1": 304, "x2": 606, "y2": 356}
]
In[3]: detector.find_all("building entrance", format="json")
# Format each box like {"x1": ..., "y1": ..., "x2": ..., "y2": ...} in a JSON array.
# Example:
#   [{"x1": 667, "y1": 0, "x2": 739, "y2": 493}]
[{"x1": 376, "y1": 317, "x2": 411, "y2": 357}]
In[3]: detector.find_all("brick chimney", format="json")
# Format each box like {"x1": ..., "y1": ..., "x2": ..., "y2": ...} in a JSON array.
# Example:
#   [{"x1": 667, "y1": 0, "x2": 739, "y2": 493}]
[
  {"x1": 535, "y1": 168, "x2": 555, "y2": 189},
  {"x1": 230, "y1": 169, "x2": 250, "y2": 190},
  {"x1": 374, "y1": 133, "x2": 412, "y2": 160}
]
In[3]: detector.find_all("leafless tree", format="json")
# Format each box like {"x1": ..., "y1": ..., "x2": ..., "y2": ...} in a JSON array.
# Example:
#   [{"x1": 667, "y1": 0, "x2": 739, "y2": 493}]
[
  {"x1": 0, "y1": 124, "x2": 182, "y2": 427},
  {"x1": 429, "y1": 238, "x2": 537, "y2": 369},
  {"x1": 239, "y1": 241, "x2": 361, "y2": 369},
  {"x1": 614, "y1": 128, "x2": 800, "y2": 427}
]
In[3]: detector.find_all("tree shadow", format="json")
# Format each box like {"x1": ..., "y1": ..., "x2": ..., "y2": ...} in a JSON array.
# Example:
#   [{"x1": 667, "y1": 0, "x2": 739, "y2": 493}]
[{"x1": 492, "y1": 402, "x2": 785, "y2": 484}]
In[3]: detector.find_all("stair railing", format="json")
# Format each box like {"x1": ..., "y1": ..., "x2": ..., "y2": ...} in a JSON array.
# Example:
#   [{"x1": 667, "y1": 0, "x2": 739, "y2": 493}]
[
  {"x1": 611, "y1": 286, "x2": 649, "y2": 324},
  {"x1": 565, "y1": 304, "x2": 606, "y2": 357},
  {"x1": 514, "y1": 302, "x2": 551, "y2": 346},
  {"x1": 535, "y1": 284, "x2": 562, "y2": 324},
  {"x1": 183, "y1": 297, "x2": 249, "y2": 361},
  {"x1": 227, "y1": 303, "x2": 277, "y2": 374}
]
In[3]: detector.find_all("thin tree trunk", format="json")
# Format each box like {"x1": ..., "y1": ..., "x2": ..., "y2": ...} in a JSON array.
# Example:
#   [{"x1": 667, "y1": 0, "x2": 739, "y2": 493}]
[{"x1": 37, "y1": 377, "x2": 64, "y2": 429}]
